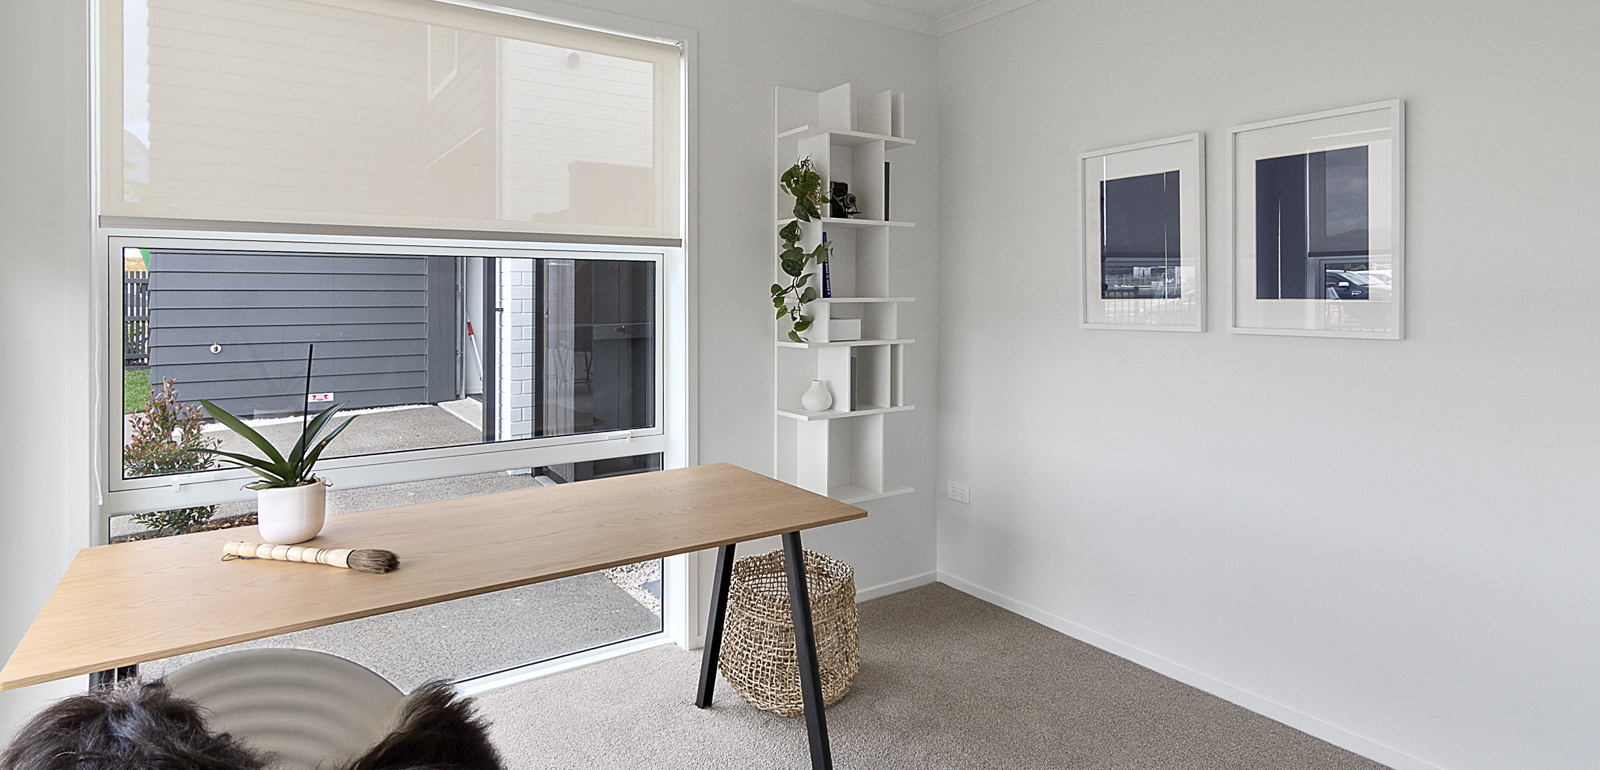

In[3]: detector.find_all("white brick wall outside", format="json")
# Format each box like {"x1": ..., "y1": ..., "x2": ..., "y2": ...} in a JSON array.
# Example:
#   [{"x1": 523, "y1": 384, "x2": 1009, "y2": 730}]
[{"x1": 497, "y1": 259, "x2": 536, "y2": 440}]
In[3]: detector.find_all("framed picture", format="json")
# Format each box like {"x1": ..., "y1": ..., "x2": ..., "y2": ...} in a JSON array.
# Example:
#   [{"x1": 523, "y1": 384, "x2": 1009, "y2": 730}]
[
  {"x1": 1229, "y1": 100, "x2": 1405, "y2": 338},
  {"x1": 1080, "y1": 133, "x2": 1206, "y2": 331}
]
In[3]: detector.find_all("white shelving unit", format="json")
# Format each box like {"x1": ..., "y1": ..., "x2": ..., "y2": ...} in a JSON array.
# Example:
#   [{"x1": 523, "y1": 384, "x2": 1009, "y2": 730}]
[{"x1": 774, "y1": 84, "x2": 915, "y2": 505}]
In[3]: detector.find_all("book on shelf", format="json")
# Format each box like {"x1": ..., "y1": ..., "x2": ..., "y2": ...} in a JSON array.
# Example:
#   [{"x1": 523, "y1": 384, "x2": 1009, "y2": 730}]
[
  {"x1": 884, "y1": 162, "x2": 891, "y2": 221},
  {"x1": 821, "y1": 236, "x2": 832, "y2": 298}
]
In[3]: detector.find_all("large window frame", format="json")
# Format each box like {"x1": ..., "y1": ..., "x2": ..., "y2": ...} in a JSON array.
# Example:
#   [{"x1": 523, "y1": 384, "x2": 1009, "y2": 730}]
[
  {"x1": 100, "y1": 230, "x2": 676, "y2": 518},
  {"x1": 89, "y1": 0, "x2": 702, "y2": 661}
]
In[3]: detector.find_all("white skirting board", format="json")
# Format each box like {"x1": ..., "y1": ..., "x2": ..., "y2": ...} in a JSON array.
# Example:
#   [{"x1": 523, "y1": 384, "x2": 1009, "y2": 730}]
[
  {"x1": 934, "y1": 573, "x2": 1440, "y2": 770},
  {"x1": 855, "y1": 570, "x2": 938, "y2": 603}
]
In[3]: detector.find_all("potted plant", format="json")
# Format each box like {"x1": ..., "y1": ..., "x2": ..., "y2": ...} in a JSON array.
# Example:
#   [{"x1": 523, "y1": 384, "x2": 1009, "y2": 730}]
[
  {"x1": 197, "y1": 345, "x2": 355, "y2": 544},
  {"x1": 772, "y1": 156, "x2": 833, "y2": 343}
]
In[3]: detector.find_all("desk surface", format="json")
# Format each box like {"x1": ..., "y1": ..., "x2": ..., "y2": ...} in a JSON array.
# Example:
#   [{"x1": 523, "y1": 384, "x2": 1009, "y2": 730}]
[{"x1": 0, "y1": 463, "x2": 865, "y2": 691}]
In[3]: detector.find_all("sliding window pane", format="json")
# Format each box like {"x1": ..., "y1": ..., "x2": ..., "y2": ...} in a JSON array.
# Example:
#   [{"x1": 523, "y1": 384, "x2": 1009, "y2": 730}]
[{"x1": 120, "y1": 247, "x2": 656, "y2": 480}]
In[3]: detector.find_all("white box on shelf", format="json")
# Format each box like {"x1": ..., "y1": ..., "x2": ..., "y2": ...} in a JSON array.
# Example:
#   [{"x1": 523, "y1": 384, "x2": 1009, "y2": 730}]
[{"x1": 828, "y1": 318, "x2": 862, "y2": 341}]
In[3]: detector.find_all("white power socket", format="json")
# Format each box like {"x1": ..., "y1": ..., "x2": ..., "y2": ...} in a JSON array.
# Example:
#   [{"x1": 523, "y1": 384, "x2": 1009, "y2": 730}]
[{"x1": 946, "y1": 479, "x2": 970, "y2": 504}]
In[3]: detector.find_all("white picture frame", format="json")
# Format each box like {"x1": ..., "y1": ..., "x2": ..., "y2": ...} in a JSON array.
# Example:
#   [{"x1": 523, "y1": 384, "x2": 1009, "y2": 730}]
[
  {"x1": 1228, "y1": 100, "x2": 1405, "y2": 339},
  {"x1": 1080, "y1": 133, "x2": 1206, "y2": 331}
]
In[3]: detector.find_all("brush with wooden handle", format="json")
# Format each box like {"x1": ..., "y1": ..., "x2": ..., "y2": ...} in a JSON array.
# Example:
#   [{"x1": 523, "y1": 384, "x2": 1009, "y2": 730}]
[{"x1": 223, "y1": 541, "x2": 399, "y2": 574}]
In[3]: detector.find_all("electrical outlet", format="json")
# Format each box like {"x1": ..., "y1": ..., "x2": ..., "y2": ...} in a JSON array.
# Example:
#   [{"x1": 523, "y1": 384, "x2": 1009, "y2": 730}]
[{"x1": 946, "y1": 479, "x2": 969, "y2": 504}]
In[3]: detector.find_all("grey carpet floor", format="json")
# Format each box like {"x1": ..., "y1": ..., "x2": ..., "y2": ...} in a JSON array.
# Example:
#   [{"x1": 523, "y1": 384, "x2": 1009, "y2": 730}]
[{"x1": 474, "y1": 583, "x2": 1389, "y2": 769}]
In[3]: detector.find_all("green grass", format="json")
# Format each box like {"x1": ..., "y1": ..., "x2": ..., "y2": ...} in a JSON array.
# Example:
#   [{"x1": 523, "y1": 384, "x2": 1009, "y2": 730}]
[{"x1": 124, "y1": 368, "x2": 151, "y2": 414}]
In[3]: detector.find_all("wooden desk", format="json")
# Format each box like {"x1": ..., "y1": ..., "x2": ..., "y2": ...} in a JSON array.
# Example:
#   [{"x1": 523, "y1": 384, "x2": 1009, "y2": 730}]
[{"x1": 0, "y1": 463, "x2": 864, "y2": 770}]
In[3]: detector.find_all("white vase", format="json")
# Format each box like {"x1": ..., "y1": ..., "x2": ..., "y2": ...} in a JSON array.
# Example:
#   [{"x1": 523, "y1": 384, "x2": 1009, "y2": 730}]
[
  {"x1": 801, "y1": 379, "x2": 833, "y2": 412},
  {"x1": 256, "y1": 477, "x2": 329, "y2": 544}
]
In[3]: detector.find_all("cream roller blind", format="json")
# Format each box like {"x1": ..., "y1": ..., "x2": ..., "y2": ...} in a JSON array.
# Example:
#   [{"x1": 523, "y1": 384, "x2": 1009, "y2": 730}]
[{"x1": 102, "y1": 0, "x2": 681, "y2": 240}]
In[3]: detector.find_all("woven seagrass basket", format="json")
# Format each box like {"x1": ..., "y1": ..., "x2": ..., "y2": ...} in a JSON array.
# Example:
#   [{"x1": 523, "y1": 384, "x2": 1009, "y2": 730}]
[{"x1": 718, "y1": 549, "x2": 859, "y2": 716}]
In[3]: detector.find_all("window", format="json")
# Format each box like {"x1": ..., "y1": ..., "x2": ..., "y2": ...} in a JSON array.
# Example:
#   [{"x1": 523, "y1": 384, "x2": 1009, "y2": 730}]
[
  {"x1": 96, "y1": 0, "x2": 691, "y2": 666},
  {"x1": 104, "y1": 234, "x2": 681, "y2": 518},
  {"x1": 111, "y1": 235, "x2": 666, "y2": 492},
  {"x1": 99, "y1": 0, "x2": 687, "y2": 515}
]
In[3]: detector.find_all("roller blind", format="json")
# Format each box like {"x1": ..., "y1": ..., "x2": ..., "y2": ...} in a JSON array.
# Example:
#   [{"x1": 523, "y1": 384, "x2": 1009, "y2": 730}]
[{"x1": 102, "y1": 0, "x2": 682, "y2": 240}]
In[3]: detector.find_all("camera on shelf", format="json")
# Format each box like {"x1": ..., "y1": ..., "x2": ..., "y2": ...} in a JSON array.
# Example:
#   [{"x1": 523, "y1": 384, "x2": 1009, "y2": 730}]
[{"x1": 829, "y1": 182, "x2": 860, "y2": 218}]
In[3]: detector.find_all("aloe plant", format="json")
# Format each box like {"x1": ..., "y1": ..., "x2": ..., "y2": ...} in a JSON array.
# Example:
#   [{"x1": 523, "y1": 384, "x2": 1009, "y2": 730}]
[{"x1": 196, "y1": 345, "x2": 354, "y2": 489}]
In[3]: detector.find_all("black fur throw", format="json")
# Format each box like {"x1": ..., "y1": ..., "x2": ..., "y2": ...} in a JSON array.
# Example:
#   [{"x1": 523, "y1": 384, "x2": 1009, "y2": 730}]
[
  {"x1": 1, "y1": 680, "x2": 503, "y2": 770},
  {"x1": 0, "y1": 681, "x2": 267, "y2": 770}
]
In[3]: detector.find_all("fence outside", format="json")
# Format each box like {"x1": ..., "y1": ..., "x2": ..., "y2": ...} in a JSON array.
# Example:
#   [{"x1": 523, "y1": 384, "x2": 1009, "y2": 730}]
[{"x1": 124, "y1": 272, "x2": 149, "y2": 368}]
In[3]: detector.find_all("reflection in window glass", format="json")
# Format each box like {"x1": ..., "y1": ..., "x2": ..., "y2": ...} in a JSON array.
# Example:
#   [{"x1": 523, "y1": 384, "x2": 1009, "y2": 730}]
[
  {"x1": 120, "y1": 248, "x2": 655, "y2": 481},
  {"x1": 117, "y1": 456, "x2": 664, "y2": 689}
]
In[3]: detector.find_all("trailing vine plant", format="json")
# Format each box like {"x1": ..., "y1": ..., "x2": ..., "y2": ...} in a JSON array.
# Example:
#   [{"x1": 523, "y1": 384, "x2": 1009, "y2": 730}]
[{"x1": 772, "y1": 156, "x2": 833, "y2": 343}]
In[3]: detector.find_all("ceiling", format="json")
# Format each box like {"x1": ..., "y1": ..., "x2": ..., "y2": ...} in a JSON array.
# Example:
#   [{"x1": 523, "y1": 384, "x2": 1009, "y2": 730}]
[
  {"x1": 779, "y1": 0, "x2": 1038, "y2": 36},
  {"x1": 863, "y1": 0, "x2": 992, "y2": 19}
]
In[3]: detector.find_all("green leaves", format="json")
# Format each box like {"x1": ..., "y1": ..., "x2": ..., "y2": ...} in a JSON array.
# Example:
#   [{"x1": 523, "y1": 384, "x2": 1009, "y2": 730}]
[
  {"x1": 199, "y1": 400, "x2": 286, "y2": 468},
  {"x1": 779, "y1": 156, "x2": 827, "y2": 224},
  {"x1": 773, "y1": 156, "x2": 837, "y2": 343},
  {"x1": 196, "y1": 398, "x2": 355, "y2": 488}
]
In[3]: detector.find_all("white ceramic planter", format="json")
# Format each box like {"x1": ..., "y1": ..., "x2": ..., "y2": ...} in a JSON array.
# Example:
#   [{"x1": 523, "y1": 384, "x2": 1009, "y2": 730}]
[{"x1": 256, "y1": 478, "x2": 329, "y2": 544}]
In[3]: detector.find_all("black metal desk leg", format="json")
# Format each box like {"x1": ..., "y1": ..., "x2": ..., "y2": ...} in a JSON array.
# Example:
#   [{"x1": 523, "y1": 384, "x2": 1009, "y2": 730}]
[
  {"x1": 696, "y1": 543, "x2": 736, "y2": 708},
  {"x1": 89, "y1": 665, "x2": 138, "y2": 690},
  {"x1": 783, "y1": 531, "x2": 833, "y2": 770}
]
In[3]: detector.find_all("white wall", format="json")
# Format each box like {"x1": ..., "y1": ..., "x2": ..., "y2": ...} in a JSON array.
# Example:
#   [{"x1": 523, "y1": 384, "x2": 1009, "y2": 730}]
[
  {"x1": 936, "y1": 2, "x2": 1600, "y2": 769},
  {"x1": 0, "y1": 0, "x2": 97, "y2": 740},
  {"x1": 0, "y1": 0, "x2": 940, "y2": 740}
]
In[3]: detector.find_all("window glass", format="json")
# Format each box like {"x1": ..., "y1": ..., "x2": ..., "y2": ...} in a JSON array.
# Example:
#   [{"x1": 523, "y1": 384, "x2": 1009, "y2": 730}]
[
  {"x1": 120, "y1": 246, "x2": 657, "y2": 480},
  {"x1": 116, "y1": 458, "x2": 664, "y2": 688}
]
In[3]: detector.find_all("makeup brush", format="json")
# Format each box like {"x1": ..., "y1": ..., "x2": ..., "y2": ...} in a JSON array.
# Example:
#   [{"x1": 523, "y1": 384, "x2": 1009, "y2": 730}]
[{"x1": 223, "y1": 541, "x2": 400, "y2": 574}]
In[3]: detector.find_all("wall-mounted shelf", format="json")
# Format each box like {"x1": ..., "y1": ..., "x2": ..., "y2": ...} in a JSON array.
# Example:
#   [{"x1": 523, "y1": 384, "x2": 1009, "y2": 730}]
[
  {"x1": 779, "y1": 217, "x2": 915, "y2": 229},
  {"x1": 776, "y1": 403, "x2": 915, "y2": 422},
  {"x1": 777, "y1": 125, "x2": 916, "y2": 150},
  {"x1": 776, "y1": 338, "x2": 914, "y2": 350},
  {"x1": 832, "y1": 484, "x2": 915, "y2": 505},
  {"x1": 807, "y1": 297, "x2": 914, "y2": 305},
  {"x1": 773, "y1": 83, "x2": 915, "y2": 504}
]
